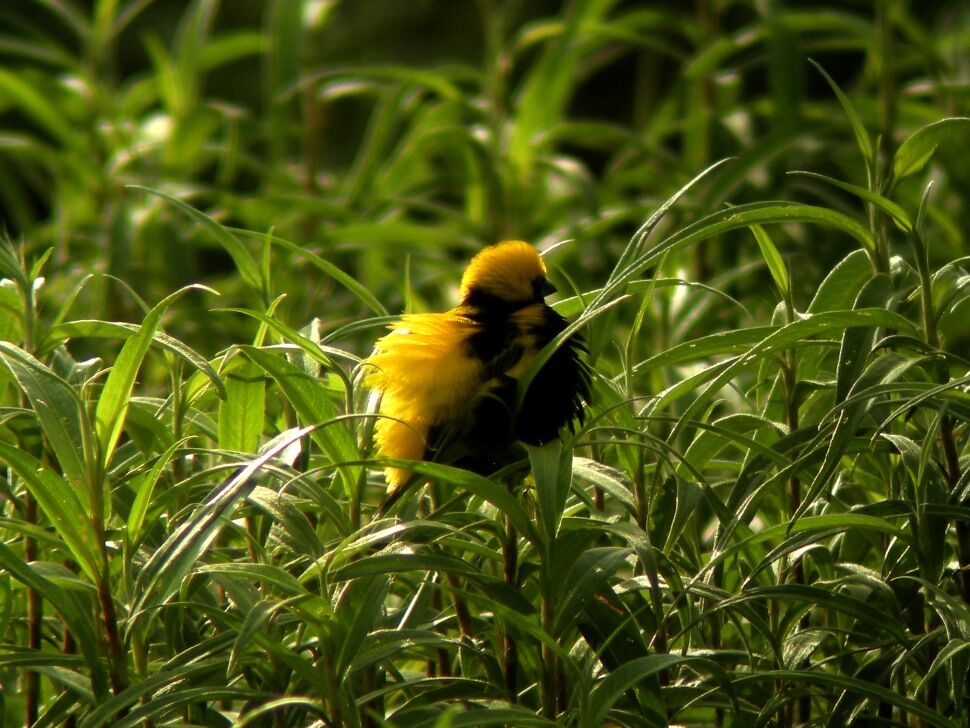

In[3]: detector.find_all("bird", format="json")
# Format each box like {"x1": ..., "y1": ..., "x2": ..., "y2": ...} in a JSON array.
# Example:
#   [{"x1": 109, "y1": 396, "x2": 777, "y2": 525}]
[{"x1": 363, "y1": 240, "x2": 591, "y2": 499}]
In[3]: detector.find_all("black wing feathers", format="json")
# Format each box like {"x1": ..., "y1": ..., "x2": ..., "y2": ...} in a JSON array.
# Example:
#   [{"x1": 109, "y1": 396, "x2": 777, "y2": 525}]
[
  {"x1": 425, "y1": 292, "x2": 590, "y2": 476},
  {"x1": 513, "y1": 307, "x2": 591, "y2": 445}
]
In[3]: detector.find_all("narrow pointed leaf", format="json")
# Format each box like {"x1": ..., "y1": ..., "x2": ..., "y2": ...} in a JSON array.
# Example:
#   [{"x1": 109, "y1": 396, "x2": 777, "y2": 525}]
[
  {"x1": 96, "y1": 285, "x2": 215, "y2": 469},
  {"x1": 131, "y1": 185, "x2": 262, "y2": 289},
  {"x1": 131, "y1": 426, "x2": 313, "y2": 622},
  {"x1": 749, "y1": 223, "x2": 790, "y2": 298},
  {"x1": 809, "y1": 58, "x2": 873, "y2": 164},
  {"x1": 0, "y1": 342, "x2": 88, "y2": 492}
]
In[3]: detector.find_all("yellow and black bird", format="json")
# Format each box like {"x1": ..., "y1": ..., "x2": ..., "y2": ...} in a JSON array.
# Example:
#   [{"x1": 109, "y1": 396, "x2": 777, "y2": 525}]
[{"x1": 364, "y1": 240, "x2": 590, "y2": 496}]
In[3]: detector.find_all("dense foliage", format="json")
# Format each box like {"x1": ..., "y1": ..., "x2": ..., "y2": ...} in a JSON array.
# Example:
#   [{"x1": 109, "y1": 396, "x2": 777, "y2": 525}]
[{"x1": 2, "y1": 0, "x2": 970, "y2": 725}]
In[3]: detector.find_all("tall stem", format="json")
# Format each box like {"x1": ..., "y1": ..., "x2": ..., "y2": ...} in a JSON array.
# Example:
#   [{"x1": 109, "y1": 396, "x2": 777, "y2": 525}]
[
  {"x1": 17, "y1": 259, "x2": 43, "y2": 725},
  {"x1": 784, "y1": 343, "x2": 810, "y2": 724},
  {"x1": 323, "y1": 645, "x2": 342, "y2": 726},
  {"x1": 503, "y1": 514, "x2": 519, "y2": 701},
  {"x1": 541, "y1": 594, "x2": 557, "y2": 720},
  {"x1": 97, "y1": 575, "x2": 128, "y2": 697},
  {"x1": 25, "y1": 493, "x2": 40, "y2": 727}
]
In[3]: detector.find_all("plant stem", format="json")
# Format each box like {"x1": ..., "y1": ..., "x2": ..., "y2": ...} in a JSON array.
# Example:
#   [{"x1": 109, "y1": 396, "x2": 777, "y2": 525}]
[
  {"x1": 97, "y1": 575, "x2": 128, "y2": 697},
  {"x1": 941, "y1": 415, "x2": 970, "y2": 605},
  {"x1": 503, "y1": 513, "x2": 519, "y2": 701},
  {"x1": 876, "y1": 0, "x2": 897, "y2": 163},
  {"x1": 61, "y1": 623, "x2": 78, "y2": 728},
  {"x1": 783, "y1": 346, "x2": 811, "y2": 724},
  {"x1": 130, "y1": 633, "x2": 156, "y2": 728},
  {"x1": 933, "y1": 415, "x2": 970, "y2": 712},
  {"x1": 25, "y1": 492, "x2": 40, "y2": 728},
  {"x1": 323, "y1": 645, "x2": 342, "y2": 726},
  {"x1": 634, "y1": 444, "x2": 648, "y2": 531},
  {"x1": 429, "y1": 486, "x2": 473, "y2": 653},
  {"x1": 541, "y1": 594, "x2": 557, "y2": 720},
  {"x1": 19, "y1": 246, "x2": 41, "y2": 728},
  {"x1": 446, "y1": 571, "x2": 474, "y2": 645}
]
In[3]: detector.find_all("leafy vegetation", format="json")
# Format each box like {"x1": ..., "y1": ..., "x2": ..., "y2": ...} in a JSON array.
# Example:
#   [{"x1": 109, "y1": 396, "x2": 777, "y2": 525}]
[{"x1": 2, "y1": 0, "x2": 970, "y2": 725}]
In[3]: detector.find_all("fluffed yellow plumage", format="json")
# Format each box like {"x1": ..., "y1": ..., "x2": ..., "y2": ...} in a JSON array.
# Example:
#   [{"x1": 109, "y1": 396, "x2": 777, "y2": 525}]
[{"x1": 364, "y1": 240, "x2": 590, "y2": 494}]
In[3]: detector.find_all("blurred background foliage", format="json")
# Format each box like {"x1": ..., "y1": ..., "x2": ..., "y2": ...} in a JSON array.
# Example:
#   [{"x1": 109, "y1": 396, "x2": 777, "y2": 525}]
[{"x1": 1, "y1": 0, "x2": 967, "y2": 359}]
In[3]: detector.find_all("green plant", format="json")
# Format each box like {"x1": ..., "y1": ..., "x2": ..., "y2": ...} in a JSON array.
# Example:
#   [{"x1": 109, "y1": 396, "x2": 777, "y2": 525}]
[{"x1": 2, "y1": 1, "x2": 970, "y2": 726}]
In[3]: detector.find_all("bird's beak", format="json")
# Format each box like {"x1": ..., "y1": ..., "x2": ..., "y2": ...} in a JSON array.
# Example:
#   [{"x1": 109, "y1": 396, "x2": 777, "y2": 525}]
[{"x1": 540, "y1": 278, "x2": 557, "y2": 298}]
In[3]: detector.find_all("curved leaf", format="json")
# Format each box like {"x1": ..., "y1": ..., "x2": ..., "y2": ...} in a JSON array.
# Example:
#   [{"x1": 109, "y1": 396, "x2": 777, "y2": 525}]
[{"x1": 893, "y1": 117, "x2": 970, "y2": 183}]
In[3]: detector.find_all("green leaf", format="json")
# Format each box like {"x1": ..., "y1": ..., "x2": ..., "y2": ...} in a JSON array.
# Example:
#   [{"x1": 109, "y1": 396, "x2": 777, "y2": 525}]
[
  {"x1": 666, "y1": 477, "x2": 705, "y2": 551},
  {"x1": 0, "y1": 541, "x2": 108, "y2": 698},
  {"x1": 218, "y1": 358, "x2": 265, "y2": 453},
  {"x1": 335, "y1": 573, "x2": 390, "y2": 678},
  {"x1": 656, "y1": 308, "x2": 916, "y2": 435},
  {"x1": 197, "y1": 31, "x2": 266, "y2": 71},
  {"x1": 218, "y1": 307, "x2": 359, "y2": 371},
  {"x1": 782, "y1": 277, "x2": 897, "y2": 527},
  {"x1": 391, "y1": 461, "x2": 540, "y2": 546},
  {"x1": 0, "y1": 442, "x2": 103, "y2": 582},
  {"x1": 413, "y1": 707, "x2": 559, "y2": 727},
  {"x1": 553, "y1": 547, "x2": 631, "y2": 637},
  {"x1": 226, "y1": 599, "x2": 280, "y2": 677},
  {"x1": 789, "y1": 170, "x2": 912, "y2": 232},
  {"x1": 232, "y1": 697, "x2": 331, "y2": 728},
  {"x1": 0, "y1": 235, "x2": 28, "y2": 287},
  {"x1": 749, "y1": 223, "x2": 790, "y2": 299},
  {"x1": 707, "y1": 584, "x2": 910, "y2": 645},
  {"x1": 733, "y1": 670, "x2": 952, "y2": 727},
  {"x1": 834, "y1": 275, "x2": 893, "y2": 402},
  {"x1": 586, "y1": 654, "x2": 701, "y2": 726},
  {"x1": 0, "y1": 342, "x2": 89, "y2": 494},
  {"x1": 661, "y1": 201, "x2": 875, "y2": 257},
  {"x1": 127, "y1": 439, "x2": 187, "y2": 546},
  {"x1": 265, "y1": 0, "x2": 303, "y2": 166},
  {"x1": 234, "y1": 229, "x2": 389, "y2": 316},
  {"x1": 130, "y1": 426, "x2": 313, "y2": 624},
  {"x1": 808, "y1": 58, "x2": 873, "y2": 165},
  {"x1": 572, "y1": 457, "x2": 636, "y2": 509},
  {"x1": 916, "y1": 638, "x2": 970, "y2": 697},
  {"x1": 77, "y1": 660, "x2": 237, "y2": 728},
  {"x1": 94, "y1": 687, "x2": 267, "y2": 728},
  {"x1": 893, "y1": 117, "x2": 970, "y2": 183},
  {"x1": 509, "y1": 0, "x2": 616, "y2": 176},
  {"x1": 587, "y1": 158, "x2": 732, "y2": 358},
  {"x1": 678, "y1": 414, "x2": 787, "y2": 482},
  {"x1": 597, "y1": 203, "x2": 876, "y2": 313},
  {"x1": 196, "y1": 563, "x2": 303, "y2": 595},
  {"x1": 329, "y1": 551, "x2": 479, "y2": 582},
  {"x1": 96, "y1": 285, "x2": 215, "y2": 469},
  {"x1": 528, "y1": 440, "x2": 567, "y2": 545},
  {"x1": 31, "y1": 665, "x2": 95, "y2": 703},
  {"x1": 131, "y1": 185, "x2": 263, "y2": 290},
  {"x1": 51, "y1": 319, "x2": 226, "y2": 399},
  {"x1": 631, "y1": 325, "x2": 775, "y2": 376},
  {"x1": 807, "y1": 249, "x2": 873, "y2": 313},
  {"x1": 246, "y1": 484, "x2": 330, "y2": 559},
  {"x1": 0, "y1": 68, "x2": 86, "y2": 152},
  {"x1": 238, "y1": 346, "x2": 361, "y2": 499},
  {"x1": 297, "y1": 65, "x2": 463, "y2": 102}
]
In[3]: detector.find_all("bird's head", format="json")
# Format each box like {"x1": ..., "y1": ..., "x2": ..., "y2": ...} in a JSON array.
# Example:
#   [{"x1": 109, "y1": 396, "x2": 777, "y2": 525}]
[{"x1": 459, "y1": 240, "x2": 556, "y2": 306}]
